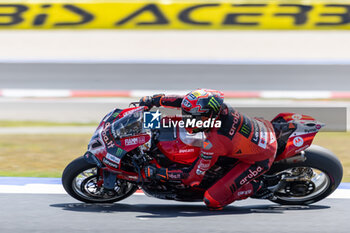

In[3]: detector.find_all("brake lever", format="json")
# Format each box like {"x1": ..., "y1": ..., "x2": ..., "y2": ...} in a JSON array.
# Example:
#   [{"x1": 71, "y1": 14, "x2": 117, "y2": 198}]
[{"x1": 129, "y1": 102, "x2": 140, "y2": 107}]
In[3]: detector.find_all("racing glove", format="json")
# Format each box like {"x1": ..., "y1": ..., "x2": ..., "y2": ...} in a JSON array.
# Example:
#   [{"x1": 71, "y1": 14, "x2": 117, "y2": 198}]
[
  {"x1": 139, "y1": 94, "x2": 165, "y2": 109},
  {"x1": 145, "y1": 165, "x2": 168, "y2": 182}
]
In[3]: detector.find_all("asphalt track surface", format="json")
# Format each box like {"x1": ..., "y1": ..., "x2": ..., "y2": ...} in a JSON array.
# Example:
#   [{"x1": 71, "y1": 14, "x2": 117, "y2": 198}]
[
  {"x1": 1, "y1": 63, "x2": 350, "y2": 90},
  {"x1": 0, "y1": 194, "x2": 348, "y2": 233}
]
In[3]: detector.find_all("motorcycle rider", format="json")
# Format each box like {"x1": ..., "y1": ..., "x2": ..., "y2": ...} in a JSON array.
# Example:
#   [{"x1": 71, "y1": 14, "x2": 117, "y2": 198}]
[{"x1": 141, "y1": 89, "x2": 277, "y2": 210}]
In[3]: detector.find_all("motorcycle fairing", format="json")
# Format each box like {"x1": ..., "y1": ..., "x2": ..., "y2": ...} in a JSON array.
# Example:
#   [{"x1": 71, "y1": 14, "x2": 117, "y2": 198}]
[
  {"x1": 272, "y1": 113, "x2": 324, "y2": 161},
  {"x1": 156, "y1": 117, "x2": 201, "y2": 165},
  {"x1": 87, "y1": 106, "x2": 150, "y2": 170}
]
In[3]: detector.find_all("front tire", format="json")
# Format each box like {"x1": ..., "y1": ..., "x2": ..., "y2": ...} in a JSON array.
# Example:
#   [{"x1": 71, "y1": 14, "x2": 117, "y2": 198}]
[
  {"x1": 62, "y1": 156, "x2": 138, "y2": 203},
  {"x1": 268, "y1": 145, "x2": 343, "y2": 205}
]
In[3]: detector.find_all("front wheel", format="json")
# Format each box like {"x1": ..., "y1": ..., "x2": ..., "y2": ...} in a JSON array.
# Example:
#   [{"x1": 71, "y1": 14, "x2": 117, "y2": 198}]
[
  {"x1": 267, "y1": 145, "x2": 343, "y2": 205},
  {"x1": 62, "y1": 156, "x2": 138, "y2": 203}
]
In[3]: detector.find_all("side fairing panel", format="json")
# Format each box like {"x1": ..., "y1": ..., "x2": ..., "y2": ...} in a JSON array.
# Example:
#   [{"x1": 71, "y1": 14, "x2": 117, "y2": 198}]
[
  {"x1": 272, "y1": 113, "x2": 324, "y2": 161},
  {"x1": 156, "y1": 125, "x2": 201, "y2": 165}
]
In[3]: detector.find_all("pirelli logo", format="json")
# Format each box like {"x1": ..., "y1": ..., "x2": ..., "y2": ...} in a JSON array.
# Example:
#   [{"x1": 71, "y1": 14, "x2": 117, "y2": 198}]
[{"x1": 2, "y1": 1, "x2": 350, "y2": 29}]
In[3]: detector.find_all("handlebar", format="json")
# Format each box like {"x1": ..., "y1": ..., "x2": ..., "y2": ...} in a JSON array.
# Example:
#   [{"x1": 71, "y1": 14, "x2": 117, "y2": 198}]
[{"x1": 129, "y1": 101, "x2": 140, "y2": 107}]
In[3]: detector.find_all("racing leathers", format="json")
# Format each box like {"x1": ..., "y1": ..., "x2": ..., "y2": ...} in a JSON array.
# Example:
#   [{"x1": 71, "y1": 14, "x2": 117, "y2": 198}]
[{"x1": 146, "y1": 94, "x2": 277, "y2": 209}]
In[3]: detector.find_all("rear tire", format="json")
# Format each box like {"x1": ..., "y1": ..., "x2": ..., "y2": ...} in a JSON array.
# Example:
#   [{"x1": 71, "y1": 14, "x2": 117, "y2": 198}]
[
  {"x1": 268, "y1": 145, "x2": 343, "y2": 205},
  {"x1": 62, "y1": 156, "x2": 138, "y2": 203}
]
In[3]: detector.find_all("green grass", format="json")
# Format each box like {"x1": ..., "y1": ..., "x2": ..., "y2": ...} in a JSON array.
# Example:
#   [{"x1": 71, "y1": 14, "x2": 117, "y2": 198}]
[
  {"x1": 0, "y1": 134, "x2": 91, "y2": 178},
  {"x1": 0, "y1": 132, "x2": 349, "y2": 182}
]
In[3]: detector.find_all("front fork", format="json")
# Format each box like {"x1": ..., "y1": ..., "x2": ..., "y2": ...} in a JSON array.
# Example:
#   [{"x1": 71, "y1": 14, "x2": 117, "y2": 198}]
[{"x1": 84, "y1": 151, "x2": 148, "y2": 190}]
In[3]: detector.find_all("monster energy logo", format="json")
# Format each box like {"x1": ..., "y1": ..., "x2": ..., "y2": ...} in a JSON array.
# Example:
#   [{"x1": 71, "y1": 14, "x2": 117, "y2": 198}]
[
  {"x1": 208, "y1": 97, "x2": 220, "y2": 111},
  {"x1": 116, "y1": 148, "x2": 124, "y2": 157},
  {"x1": 239, "y1": 124, "x2": 251, "y2": 138}
]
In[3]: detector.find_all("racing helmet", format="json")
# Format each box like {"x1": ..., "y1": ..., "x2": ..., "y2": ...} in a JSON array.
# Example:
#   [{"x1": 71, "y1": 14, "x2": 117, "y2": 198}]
[{"x1": 181, "y1": 89, "x2": 224, "y2": 132}]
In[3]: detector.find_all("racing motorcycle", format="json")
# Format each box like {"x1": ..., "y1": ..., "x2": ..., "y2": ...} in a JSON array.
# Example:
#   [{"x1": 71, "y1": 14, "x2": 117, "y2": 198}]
[{"x1": 62, "y1": 104, "x2": 343, "y2": 206}]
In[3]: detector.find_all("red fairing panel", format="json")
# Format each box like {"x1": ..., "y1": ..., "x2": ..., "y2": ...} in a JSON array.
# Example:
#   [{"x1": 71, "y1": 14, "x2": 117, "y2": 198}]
[
  {"x1": 157, "y1": 139, "x2": 200, "y2": 165},
  {"x1": 157, "y1": 121, "x2": 201, "y2": 165},
  {"x1": 273, "y1": 113, "x2": 323, "y2": 161},
  {"x1": 278, "y1": 132, "x2": 317, "y2": 160}
]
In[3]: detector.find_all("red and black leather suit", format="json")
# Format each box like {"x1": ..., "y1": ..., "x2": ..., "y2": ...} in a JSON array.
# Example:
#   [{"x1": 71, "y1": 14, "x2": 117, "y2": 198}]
[{"x1": 153, "y1": 95, "x2": 277, "y2": 209}]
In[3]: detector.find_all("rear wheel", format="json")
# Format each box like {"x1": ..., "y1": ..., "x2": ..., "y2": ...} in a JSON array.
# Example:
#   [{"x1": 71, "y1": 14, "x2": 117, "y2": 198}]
[
  {"x1": 62, "y1": 156, "x2": 138, "y2": 203},
  {"x1": 268, "y1": 145, "x2": 343, "y2": 205}
]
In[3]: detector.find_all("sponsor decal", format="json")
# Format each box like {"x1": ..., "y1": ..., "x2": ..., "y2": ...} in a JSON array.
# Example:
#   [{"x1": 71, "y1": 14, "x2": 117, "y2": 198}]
[
  {"x1": 112, "y1": 112, "x2": 120, "y2": 118},
  {"x1": 125, "y1": 136, "x2": 146, "y2": 146},
  {"x1": 239, "y1": 166, "x2": 263, "y2": 185},
  {"x1": 2, "y1": 2, "x2": 350, "y2": 30},
  {"x1": 182, "y1": 99, "x2": 192, "y2": 108},
  {"x1": 229, "y1": 111, "x2": 241, "y2": 136},
  {"x1": 115, "y1": 147, "x2": 124, "y2": 157},
  {"x1": 197, "y1": 156, "x2": 211, "y2": 174},
  {"x1": 208, "y1": 97, "x2": 221, "y2": 112},
  {"x1": 251, "y1": 120, "x2": 260, "y2": 145},
  {"x1": 258, "y1": 122, "x2": 267, "y2": 149},
  {"x1": 125, "y1": 138, "x2": 138, "y2": 146},
  {"x1": 237, "y1": 189, "x2": 252, "y2": 197},
  {"x1": 187, "y1": 94, "x2": 197, "y2": 100},
  {"x1": 179, "y1": 148, "x2": 195, "y2": 153},
  {"x1": 292, "y1": 114, "x2": 303, "y2": 120},
  {"x1": 106, "y1": 153, "x2": 121, "y2": 164},
  {"x1": 239, "y1": 116, "x2": 252, "y2": 138},
  {"x1": 202, "y1": 151, "x2": 214, "y2": 156},
  {"x1": 192, "y1": 91, "x2": 202, "y2": 97},
  {"x1": 201, "y1": 154, "x2": 213, "y2": 160},
  {"x1": 103, "y1": 158, "x2": 119, "y2": 169},
  {"x1": 101, "y1": 122, "x2": 114, "y2": 149},
  {"x1": 316, "y1": 124, "x2": 322, "y2": 130},
  {"x1": 293, "y1": 136, "x2": 304, "y2": 147},
  {"x1": 121, "y1": 108, "x2": 142, "y2": 117},
  {"x1": 203, "y1": 139, "x2": 212, "y2": 150},
  {"x1": 143, "y1": 110, "x2": 161, "y2": 129},
  {"x1": 168, "y1": 173, "x2": 182, "y2": 179},
  {"x1": 304, "y1": 128, "x2": 317, "y2": 133}
]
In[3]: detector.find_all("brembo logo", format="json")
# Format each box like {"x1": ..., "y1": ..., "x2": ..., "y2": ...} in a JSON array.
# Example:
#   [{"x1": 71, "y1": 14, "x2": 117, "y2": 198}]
[{"x1": 239, "y1": 166, "x2": 263, "y2": 185}]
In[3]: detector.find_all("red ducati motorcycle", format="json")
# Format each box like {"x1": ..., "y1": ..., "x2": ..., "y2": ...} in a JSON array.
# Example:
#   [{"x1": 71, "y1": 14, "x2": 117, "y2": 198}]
[{"x1": 62, "y1": 104, "x2": 343, "y2": 205}]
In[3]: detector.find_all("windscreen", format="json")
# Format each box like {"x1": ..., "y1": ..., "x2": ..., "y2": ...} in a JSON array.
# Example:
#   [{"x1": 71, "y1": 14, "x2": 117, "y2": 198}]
[{"x1": 111, "y1": 108, "x2": 144, "y2": 138}]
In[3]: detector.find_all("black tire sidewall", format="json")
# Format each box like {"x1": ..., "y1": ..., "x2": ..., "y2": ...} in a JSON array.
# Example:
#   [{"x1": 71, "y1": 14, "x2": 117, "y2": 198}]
[
  {"x1": 62, "y1": 156, "x2": 138, "y2": 203},
  {"x1": 268, "y1": 145, "x2": 343, "y2": 205}
]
